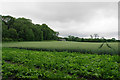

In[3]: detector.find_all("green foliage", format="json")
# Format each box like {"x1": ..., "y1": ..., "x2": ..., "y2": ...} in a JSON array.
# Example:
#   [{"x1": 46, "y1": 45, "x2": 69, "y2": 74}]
[
  {"x1": 41, "y1": 24, "x2": 57, "y2": 40},
  {"x1": 2, "y1": 38, "x2": 13, "y2": 41},
  {"x1": 2, "y1": 15, "x2": 59, "y2": 41},
  {"x1": 25, "y1": 28, "x2": 34, "y2": 41},
  {"x1": 2, "y1": 48, "x2": 120, "y2": 79},
  {"x1": 8, "y1": 28, "x2": 18, "y2": 40},
  {"x1": 2, "y1": 15, "x2": 15, "y2": 29},
  {"x1": 2, "y1": 22, "x2": 9, "y2": 38},
  {"x1": 32, "y1": 24, "x2": 43, "y2": 41}
]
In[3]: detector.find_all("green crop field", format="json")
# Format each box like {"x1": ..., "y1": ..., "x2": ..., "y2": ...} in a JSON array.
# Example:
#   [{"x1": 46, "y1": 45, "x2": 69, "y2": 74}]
[
  {"x1": 2, "y1": 41, "x2": 120, "y2": 79},
  {"x1": 2, "y1": 48, "x2": 120, "y2": 79},
  {"x1": 2, "y1": 41, "x2": 119, "y2": 54}
]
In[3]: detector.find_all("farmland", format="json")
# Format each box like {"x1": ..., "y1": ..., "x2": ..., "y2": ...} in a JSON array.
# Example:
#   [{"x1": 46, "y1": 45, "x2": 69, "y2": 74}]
[
  {"x1": 2, "y1": 41, "x2": 120, "y2": 79},
  {"x1": 2, "y1": 41, "x2": 119, "y2": 54},
  {"x1": 1, "y1": 3, "x2": 119, "y2": 80},
  {"x1": 2, "y1": 48, "x2": 120, "y2": 79}
]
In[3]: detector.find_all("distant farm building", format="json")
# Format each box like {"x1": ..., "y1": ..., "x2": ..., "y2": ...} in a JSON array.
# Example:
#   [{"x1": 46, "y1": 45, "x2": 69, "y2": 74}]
[{"x1": 58, "y1": 39, "x2": 66, "y2": 41}]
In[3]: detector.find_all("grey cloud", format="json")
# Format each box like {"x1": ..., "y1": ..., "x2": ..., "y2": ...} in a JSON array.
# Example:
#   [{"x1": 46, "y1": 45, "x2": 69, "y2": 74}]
[
  {"x1": 1, "y1": 2, "x2": 116, "y2": 22},
  {"x1": 60, "y1": 31, "x2": 118, "y2": 39},
  {"x1": 59, "y1": 31, "x2": 89, "y2": 38},
  {"x1": 33, "y1": 2, "x2": 117, "y2": 22},
  {"x1": 0, "y1": 2, "x2": 118, "y2": 39}
]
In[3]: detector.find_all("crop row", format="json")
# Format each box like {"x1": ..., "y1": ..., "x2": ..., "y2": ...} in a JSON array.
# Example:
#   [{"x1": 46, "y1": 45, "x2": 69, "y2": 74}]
[
  {"x1": 2, "y1": 41, "x2": 119, "y2": 54},
  {"x1": 2, "y1": 60, "x2": 76, "y2": 79},
  {"x1": 2, "y1": 48, "x2": 120, "y2": 79}
]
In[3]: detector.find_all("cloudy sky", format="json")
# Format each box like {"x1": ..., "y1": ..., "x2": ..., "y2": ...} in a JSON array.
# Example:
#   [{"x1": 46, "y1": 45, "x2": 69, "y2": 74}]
[{"x1": 0, "y1": 1, "x2": 118, "y2": 39}]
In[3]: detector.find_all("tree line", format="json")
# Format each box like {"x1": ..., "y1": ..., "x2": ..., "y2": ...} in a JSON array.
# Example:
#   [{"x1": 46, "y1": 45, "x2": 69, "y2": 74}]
[
  {"x1": 2, "y1": 15, "x2": 59, "y2": 41},
  {"x1": 62, "y1": 35, "x2": 119, "y2": 42},
  {"x1": 2, "y1": 15, "x2": 119, "y2": 42}
]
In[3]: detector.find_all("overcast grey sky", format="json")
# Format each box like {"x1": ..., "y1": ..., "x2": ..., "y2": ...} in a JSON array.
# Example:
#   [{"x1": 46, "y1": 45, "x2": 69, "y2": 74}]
[{"x1": 0, "y1": 1, "x2": 118, "y2": 39}]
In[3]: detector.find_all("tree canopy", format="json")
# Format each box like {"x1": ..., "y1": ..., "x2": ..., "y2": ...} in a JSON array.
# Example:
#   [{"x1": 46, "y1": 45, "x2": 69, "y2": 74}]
[{"x1": 2, "y1": 15, "x2": 59, "y2": 41}]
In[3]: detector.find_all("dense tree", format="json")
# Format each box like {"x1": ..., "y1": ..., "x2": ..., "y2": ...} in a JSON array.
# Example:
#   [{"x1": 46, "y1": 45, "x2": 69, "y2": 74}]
[
  {"x1": 2, "y1": 15, "x2": 59, "y2": 41},
  {"x1": 18, "y1": 30, "x2": 25, "y2": 41},
  {"x1": 2, "y1": 16, "x2": 15, "y2": 29},
  {"x1": 2, "y1": 15, "x2": 117, "y2": 42},
  {"x1": 32, "y1": 24, "x2": 43, "y2": 41},
  {"x1": 41, "y1": 24, "x2": 58, "y2": 40},
  {"x1": 8, "y1": 28, "x2": 18, "y2": 40},
  {"x1": 2, "y1": 22, "x2": 9, "y2": 38},
  {"x1": 25, "y1": 28, "x2": 34, "y2": 41}
]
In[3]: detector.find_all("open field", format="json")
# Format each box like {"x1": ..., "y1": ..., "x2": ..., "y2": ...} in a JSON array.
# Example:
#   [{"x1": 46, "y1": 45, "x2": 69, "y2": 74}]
[
  {"x1": 2, "y1": 41, "x2": 119, "y2": 54},
  {"x1": 2, "y1": 41, "x2": 120, "y2": 79},
  {"x1": 2, "y1": 48, "x2": 120, "y2": 79}
]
